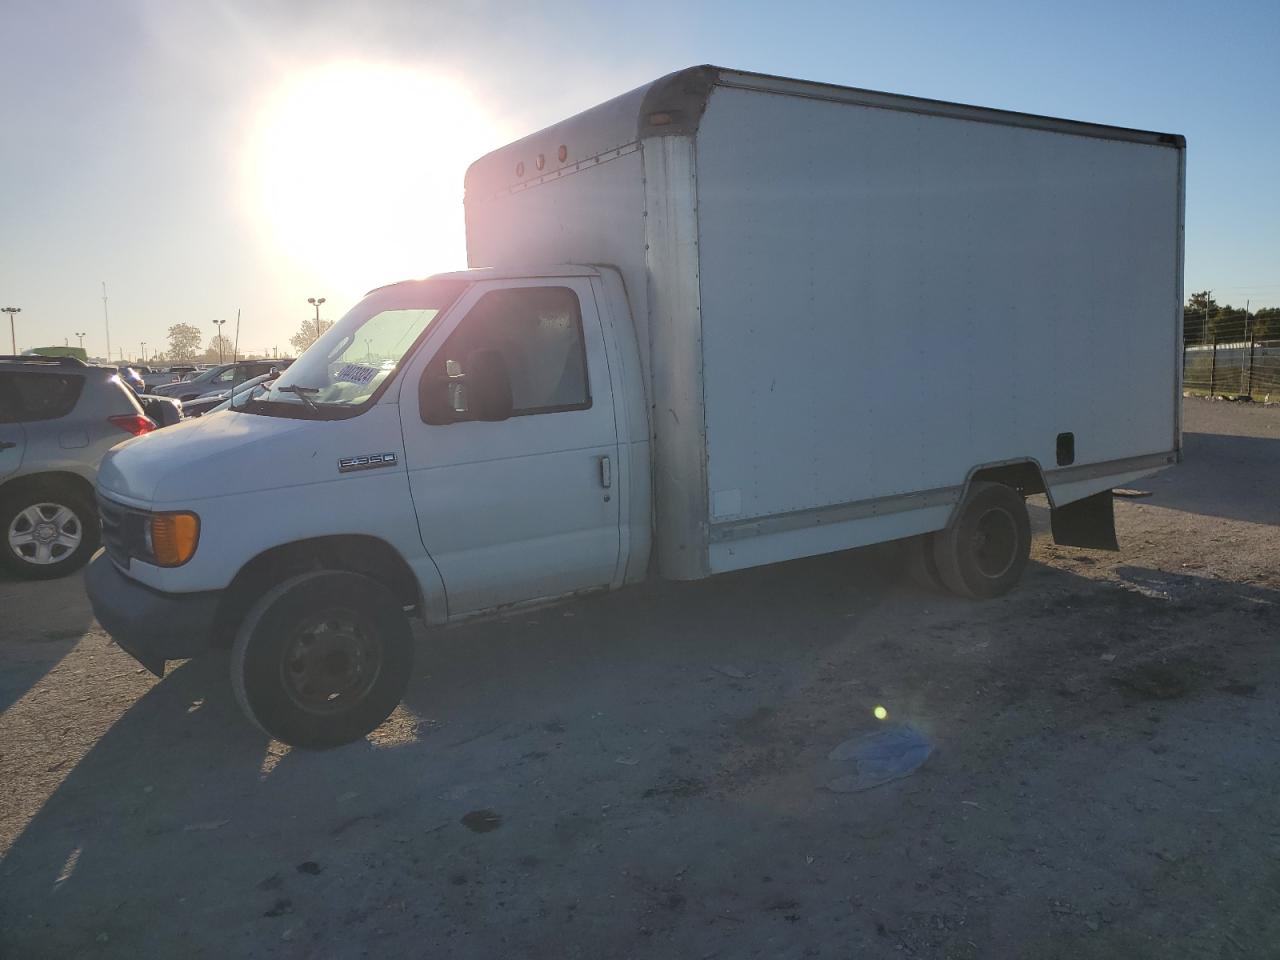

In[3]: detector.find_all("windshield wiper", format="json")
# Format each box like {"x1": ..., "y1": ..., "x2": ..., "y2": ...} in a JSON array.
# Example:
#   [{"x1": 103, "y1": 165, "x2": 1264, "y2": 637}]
[{"x1": 275, "y1": 384, "x2": 322, "y2": 411}]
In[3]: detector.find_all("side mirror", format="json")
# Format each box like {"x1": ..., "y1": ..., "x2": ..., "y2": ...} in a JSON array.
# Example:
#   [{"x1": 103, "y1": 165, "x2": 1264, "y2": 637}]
[{"x1": 419, "y1": 348, "x2": 513, "y2": 424}]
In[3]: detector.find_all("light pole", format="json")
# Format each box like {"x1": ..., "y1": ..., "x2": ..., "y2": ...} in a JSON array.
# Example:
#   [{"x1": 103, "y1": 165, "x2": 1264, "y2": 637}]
[
  {"x1": 75, "y1": 331, "x2": 86, "y2": 353},
  {"x1": 213, "y1": 318, "x2": 227, "y2": 364},
  {"x1": 101, "y1": 282, "x2": 112, "y2": 359},
  {"x1": 140, "y1": 342, "x2": 147, "y2": 364},
  {"x1": 307, "y1": 297, "x2": 326, "y2": 344},
  {"x1": 2, "y1": 307, "x2": 19, "y2": 354}
]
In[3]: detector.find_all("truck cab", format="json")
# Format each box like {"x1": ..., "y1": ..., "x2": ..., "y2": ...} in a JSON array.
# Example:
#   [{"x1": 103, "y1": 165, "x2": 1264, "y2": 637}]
[{"x1": 87, "y1": 266, "x2": 651, "y2": 747}]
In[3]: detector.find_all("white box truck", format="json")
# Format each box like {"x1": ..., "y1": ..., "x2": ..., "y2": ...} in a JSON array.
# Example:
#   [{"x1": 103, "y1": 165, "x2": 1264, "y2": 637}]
[{"x1": 85, "y1": 66, "x2": 1185, "y2": 747}]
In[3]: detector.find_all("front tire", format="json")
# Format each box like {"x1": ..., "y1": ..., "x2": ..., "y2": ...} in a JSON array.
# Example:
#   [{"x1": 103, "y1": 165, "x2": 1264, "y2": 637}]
[
  {"x1": 231, "y1": 571, "x2": 413, "y2": 748},
  {"x1": 932, "y1": 481, "x2": 1030, "y2": 599},
  {"x1": 0, "y1": 485, "x2": 99, "y2": 580}
]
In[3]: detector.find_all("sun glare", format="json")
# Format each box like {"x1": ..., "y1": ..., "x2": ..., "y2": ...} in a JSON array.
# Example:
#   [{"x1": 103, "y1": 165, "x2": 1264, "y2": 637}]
[{"x1": 245, "y1": 62, "x2": 505, "y2": 297}]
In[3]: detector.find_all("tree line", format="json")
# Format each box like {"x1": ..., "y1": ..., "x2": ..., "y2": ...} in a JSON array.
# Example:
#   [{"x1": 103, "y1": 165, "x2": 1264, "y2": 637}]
[
  {"x1": 154, "y1": 315, "x2": 333, "y2": 365},
  {"x1": 1184, "y1": 292, "x2": 1280, "y2": 345}
]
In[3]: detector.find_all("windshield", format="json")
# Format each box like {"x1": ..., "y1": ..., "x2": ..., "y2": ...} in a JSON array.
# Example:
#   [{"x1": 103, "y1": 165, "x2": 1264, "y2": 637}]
[{"x1": 244, "y1": 278, "x2": 468, "y2": 419}]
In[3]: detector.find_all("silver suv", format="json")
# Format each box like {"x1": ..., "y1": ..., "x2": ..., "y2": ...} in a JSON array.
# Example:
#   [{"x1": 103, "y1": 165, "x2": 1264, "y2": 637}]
[{"x1": 0, "y1": 356, "x2": 158, "y2": 579}]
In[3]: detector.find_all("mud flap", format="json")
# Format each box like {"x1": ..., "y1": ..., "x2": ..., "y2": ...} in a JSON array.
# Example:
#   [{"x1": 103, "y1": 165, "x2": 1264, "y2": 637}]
[
  {"x1": 115, "y1": 636, "x2": 167, "y2": 678},
  {"x1": 1051, "y1": 490, "x2": 1118, "y2": 551}
]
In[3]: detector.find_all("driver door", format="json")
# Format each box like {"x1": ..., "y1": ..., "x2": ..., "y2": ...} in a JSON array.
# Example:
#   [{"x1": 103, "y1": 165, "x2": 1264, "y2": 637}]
[{"x1": 399, "y1": 279, "x2": 621, "y2": 616}]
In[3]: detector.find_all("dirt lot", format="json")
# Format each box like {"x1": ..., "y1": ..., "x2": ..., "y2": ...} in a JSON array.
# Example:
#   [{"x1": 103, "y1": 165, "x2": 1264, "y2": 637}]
[{"x1": 1, "y1": 397, "x2": 1278, "y2": 959}]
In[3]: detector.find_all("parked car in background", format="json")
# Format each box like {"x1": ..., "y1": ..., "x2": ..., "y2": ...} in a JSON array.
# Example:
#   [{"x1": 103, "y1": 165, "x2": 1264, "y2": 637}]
[
  {"x1": 0, "y1": 355, "x2": 158, "y2": 579},
  {"x1": 118, "y1": 366, "x2": 147, "y2": 394},
  {"x1": 149, "y1": 360, "x2": 290, "y2": 402},
  {"x1": 179, "y1": 372, "x2": 276, "y2": 418},
  {"x1": 115, "y1": 367, "x2": 186, "y2": 427},
  {"x1": 143, "y1": 371, "x2": 178, "y2": 390},
  {"x1": 113, "y1": 364, "x2": 168, "y2": 392},
  {"x1": 139, "y1": 394, "x2": 184, "y2": 428},
  {"x1": 129, "y1": 365, "x2": 200, "y2": 391}
]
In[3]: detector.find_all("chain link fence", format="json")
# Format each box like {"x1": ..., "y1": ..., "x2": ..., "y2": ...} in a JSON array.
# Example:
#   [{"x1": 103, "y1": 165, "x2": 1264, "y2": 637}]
[{"x1": 1183, "y1": 310, "x2": 1280, "y2": 401}]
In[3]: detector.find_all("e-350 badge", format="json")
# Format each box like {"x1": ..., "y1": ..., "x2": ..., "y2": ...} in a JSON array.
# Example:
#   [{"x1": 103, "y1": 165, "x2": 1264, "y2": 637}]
[{"x1": 338, "y1": 452, "x2": 398, "y2": 473}]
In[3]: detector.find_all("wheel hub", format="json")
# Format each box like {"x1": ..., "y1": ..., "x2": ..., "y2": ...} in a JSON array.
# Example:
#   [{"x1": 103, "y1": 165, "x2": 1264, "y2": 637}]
[
  {"x1": 280, "y1": 609, "x2": 382, "y2": 714},
  {"x1": 7, "y1": 503, "x2": 82, "y2": 565},
  {"x1": 971, "y1": 507, "x2": 1017, "y2": 579}
]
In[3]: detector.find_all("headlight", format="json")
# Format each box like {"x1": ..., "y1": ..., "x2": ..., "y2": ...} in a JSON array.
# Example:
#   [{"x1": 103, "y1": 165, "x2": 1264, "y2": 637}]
[
  {"x1": 142, "y1": 511, "x2": 200, "y2": 566},
  {"x1": 99, "y1": 499, "x2": 201, "y2": 569}
]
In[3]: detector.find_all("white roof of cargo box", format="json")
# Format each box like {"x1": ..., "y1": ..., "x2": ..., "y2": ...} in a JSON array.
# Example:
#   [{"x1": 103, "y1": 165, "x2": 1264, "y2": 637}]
[{"x1": 466, "y1": 65, "x2": 1184, "y2": 201}]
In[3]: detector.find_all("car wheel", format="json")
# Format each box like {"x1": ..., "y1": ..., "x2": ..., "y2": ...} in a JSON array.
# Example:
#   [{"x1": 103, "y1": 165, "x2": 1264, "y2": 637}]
[
  {"x1": 932, "y1": 481, "x2": 1030, "y2": 599},
  {"x1": 0, "y1": 486, "x2": 100, "y2": 580},
  {"x1": 231, "y1": 570, "x2": 413, "y2": 748}
]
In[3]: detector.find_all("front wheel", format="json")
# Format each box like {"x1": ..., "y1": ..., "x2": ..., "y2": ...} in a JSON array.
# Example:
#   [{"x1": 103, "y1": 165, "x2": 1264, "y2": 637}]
[
  {"x1": 231, "y1": 571, "x2": 413, "y2": 748},
  {"x1": 932, "y1": 481, "x2": 1031, "y2": 599}
]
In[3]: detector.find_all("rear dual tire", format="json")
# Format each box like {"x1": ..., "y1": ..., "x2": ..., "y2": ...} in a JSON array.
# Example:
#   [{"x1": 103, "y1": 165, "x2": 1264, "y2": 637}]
[
  {"x1": 906, "y1": 482, "x2": 1030, "y2": 600},
  {"x1": 904, "y1": 531, "x2": 947, "y2": 592}
]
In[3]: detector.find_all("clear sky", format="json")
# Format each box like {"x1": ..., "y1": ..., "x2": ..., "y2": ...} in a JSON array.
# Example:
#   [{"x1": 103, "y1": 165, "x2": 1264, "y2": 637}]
[{"x1": 2, "y1": 0, "x2": 1277, "y2": 360}]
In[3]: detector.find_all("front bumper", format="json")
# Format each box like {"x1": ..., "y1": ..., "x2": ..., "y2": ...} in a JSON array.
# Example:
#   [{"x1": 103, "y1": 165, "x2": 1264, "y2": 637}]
[{"x1": 84, "y1": 552, "x2": 221, "y2": 676}]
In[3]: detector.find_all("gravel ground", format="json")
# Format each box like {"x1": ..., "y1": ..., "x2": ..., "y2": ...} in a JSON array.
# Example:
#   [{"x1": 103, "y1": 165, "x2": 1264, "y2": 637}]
[{"x1": 1, "y1": 397, "x2": 1278, "y2": 959}]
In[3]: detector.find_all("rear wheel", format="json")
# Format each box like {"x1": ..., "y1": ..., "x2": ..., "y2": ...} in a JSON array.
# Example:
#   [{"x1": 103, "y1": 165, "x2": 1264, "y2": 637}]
[
  {"x1": 904, "y1": 533, "x2": 947, "y2": 592},
  {"x1": 231, "y1": 571, "x2": 413, "y2": 748},
  {"x1": 932, "y1": 481, "x2": 1030, "y2": 599},
  {"x1": 0, "y1": 485, "x2": 99, "y2": 580}
]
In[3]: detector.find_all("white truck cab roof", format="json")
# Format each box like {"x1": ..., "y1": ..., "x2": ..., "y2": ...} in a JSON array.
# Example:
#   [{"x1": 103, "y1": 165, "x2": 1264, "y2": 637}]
[{"x1": 366, "y1": 264, "x2": 601, "y2": 297}]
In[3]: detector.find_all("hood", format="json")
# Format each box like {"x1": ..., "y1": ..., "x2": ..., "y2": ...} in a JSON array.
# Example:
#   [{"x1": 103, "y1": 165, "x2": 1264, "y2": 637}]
[{"x1": 96, "y1": 406, "x2": 403, "y2": 505}]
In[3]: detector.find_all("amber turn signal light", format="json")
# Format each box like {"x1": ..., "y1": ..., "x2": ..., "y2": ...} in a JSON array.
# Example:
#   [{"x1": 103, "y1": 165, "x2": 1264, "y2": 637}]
[{"x1": 149, "y1": 512, "x2": 200, "y2": 567}]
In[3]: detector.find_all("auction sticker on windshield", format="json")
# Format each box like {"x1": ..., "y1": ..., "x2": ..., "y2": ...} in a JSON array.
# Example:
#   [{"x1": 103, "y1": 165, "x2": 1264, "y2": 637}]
[{"x1": 336, "y1": 363, "x2": 379, "y2": 385}]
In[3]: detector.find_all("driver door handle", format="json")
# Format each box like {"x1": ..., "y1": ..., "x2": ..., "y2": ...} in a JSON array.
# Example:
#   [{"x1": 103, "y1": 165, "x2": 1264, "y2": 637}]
[
  {"x1": 0, "y1": 441, "x2": 16, "y2": 450},
  {"x1": 598, "y1": 455, "x2": 612, "y2": 489}
]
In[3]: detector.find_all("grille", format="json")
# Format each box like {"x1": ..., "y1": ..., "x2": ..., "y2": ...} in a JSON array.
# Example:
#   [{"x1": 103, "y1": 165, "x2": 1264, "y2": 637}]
[{"x1": 98, "y1": 496, "x2": 143, "y2": 568}]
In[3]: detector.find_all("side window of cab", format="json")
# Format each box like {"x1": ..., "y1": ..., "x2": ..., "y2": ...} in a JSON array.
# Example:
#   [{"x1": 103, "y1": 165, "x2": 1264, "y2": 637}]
[{"x1": 419, "y1": 287, "x2": 590, "y2": 425}]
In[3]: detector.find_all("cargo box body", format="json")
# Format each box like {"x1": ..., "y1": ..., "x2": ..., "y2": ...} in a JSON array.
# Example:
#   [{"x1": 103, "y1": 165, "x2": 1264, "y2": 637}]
[{"x1": 465, "y1": 66, "x2": 1184, "y2": 580}]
